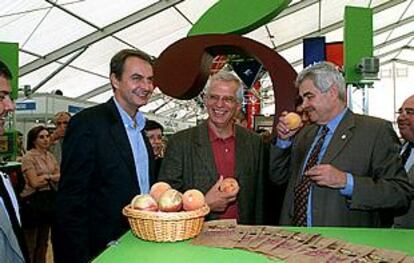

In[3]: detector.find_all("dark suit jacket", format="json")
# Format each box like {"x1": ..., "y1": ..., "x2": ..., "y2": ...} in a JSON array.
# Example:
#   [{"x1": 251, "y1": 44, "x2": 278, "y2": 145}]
[
  {"x1": 394, "y1": 142, "x2": 414, "y2": 228},
  {"x1": 158, "y1": 121, "x2": 264, "y2": 224},
  {"x1": 270, "y1": 110, "x2": 413, "y2": 227},
  {"x1": 53, "y1": 99, "x2": 155, "y2": 262}
]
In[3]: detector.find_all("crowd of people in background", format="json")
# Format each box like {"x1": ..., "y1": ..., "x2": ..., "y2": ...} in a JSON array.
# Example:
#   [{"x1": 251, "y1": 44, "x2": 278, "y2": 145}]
[{"x1": 1, "y1": 51, "x2": 413, "y2": 263}]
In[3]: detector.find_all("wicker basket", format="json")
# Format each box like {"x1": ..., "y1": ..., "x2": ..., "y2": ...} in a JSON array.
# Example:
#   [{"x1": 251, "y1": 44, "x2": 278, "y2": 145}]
[{"x1": 123, "y1": 205, "x2": 210, "y2": 242}]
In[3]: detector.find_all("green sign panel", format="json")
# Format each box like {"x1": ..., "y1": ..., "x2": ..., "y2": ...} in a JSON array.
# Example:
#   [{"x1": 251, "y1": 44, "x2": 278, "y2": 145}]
[
  {"x1": 0, "y1": 42, "x2": 19, "y2": 100},
  {"x1": 344, "y1": 7, "x2": 373, "y2": 84}
]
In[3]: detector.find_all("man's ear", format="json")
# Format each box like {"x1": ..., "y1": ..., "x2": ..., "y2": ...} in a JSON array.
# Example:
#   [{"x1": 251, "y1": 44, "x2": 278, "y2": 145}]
[
  {"x1": 203, "y1": 94, "x2": 208, "y2": 108},
  {"x1": 328, "y1": 84, "x2": 339, "y2": 99},
  {"x1": 110, "y1": 73, "x2": 119, "y2": 90}
]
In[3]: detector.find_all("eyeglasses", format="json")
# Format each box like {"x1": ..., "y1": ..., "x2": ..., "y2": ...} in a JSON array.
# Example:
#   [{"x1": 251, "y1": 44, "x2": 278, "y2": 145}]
[
  {"x1": 395, "y1": 108, "x2": 414, "y2": 116},
  {"x1": 206, "y1": 94, "x2": 237, "y2": 104}
]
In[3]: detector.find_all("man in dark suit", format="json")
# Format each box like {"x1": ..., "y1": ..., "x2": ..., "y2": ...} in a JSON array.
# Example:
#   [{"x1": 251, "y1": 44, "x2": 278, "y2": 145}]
[
  {"x1": 53, "y1": 49, "x2": 156, "y2": 262},
  {"x1": 394, "y1": 94, "x2": 414, "y2": 228},
  {"x1": 0, "y1": 60, "x2": 28, "y2": 263},
  {"x1": 159, "y1": 71, "x2": 264, "y2": 224},
  {"x1": 270, "y1": 62, "x2": 412, "y2": 227}
]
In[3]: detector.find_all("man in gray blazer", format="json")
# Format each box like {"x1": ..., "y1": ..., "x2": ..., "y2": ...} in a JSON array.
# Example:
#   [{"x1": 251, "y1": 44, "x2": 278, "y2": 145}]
[
  {"x1": 159, "y1": 71, "x2": 264, "y2": 224},
  {"x1": 0, "y1": 60, "x2": 27, "y2": 262},
  {"x1": 394, "y1": 94, "x2": 414, "y2": 228},
  {"x1": 270, "y1": 62, "x2": 412, "y2": 227}
]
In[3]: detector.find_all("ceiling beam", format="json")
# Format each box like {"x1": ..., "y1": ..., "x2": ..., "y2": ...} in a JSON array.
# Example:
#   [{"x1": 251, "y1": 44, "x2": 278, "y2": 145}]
[
  {"x1": 19, "y1": 0, "x2": 184, "y2": 76},
  {"x1": 275, "y1": 0, "x2": 320, "y2": 20},
  {"x1": 75, "y1": 84, "x2": 166, "y2": 102},
  {"x1": 381, "y1": 58, "x2": 414, "y2": 66},
  {"x1": 76, "y1": 83, "x2": 112, "y2": 101}
]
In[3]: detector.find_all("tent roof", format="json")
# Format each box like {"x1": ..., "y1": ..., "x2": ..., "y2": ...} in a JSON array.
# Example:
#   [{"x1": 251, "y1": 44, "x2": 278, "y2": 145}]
[{"x1": 1, "y1": 0, "x2": 413, "y2": 122}]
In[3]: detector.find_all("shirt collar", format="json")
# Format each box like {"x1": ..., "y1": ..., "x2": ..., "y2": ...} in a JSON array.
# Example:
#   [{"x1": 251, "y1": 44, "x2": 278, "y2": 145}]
[
  {"x1": 325, "y1": 108, "x2": 348, "y2": 133},
  {"x1": 207, "y1": 124, "x2": 235, "y2": 142},
  {"x1": 113, "y1": 97, "x2": 145, "y2": 131}
]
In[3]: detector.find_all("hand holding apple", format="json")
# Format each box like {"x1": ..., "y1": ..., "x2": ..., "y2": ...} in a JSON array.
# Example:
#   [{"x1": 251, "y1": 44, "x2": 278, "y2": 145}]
[
  {"x1": 219, "y1": 177, "x2": 239, "y2": 195},
  {"x1": 284, "y1": 112, "x2": 302, "y2": 130},
  {"x1": 205, "y1": 176, "x2": 238, "y2": 212},
  {"x1": 277, "y1": 111, "x2": 301, "y2": 140}
]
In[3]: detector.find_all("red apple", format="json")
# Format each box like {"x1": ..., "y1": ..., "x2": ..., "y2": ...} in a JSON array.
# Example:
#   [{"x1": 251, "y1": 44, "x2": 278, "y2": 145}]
[
  {"x1": 182, "y1": 189, "x2": 205, "y2": 211},
  {"x1": 150, "y1": 182, "x2": 172, "y2": 202},
  {"x1": 219, "y1": 178, "x2": 239, "y2": 194},
  {"x1": 130, "y1": 194, "x2": 158, "y2": 211},
  {"x1": 158, "y1": 189, "x2": 183, "y2": 212}
]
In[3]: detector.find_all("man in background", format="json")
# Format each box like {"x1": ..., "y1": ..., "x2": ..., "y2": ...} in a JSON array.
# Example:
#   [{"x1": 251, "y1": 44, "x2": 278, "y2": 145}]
[
  {"x1": 270, "y1": 62, "x2": 412, "y2": 227},
  {"x1": 53, "y1": 49, "x2": 156, "y2": 262},
  {"x1": 0, "y1": 60, "x2": 28, "y2": 262},
  {"x1": 394, "y1": 94, "x2": 414, "y2": 228},
  {"x1": 159, "y1": 71, "x2": 264, "y2": 224},
  {"x1": 49, "y1": 111, "x2": 71, "y2": 164}
]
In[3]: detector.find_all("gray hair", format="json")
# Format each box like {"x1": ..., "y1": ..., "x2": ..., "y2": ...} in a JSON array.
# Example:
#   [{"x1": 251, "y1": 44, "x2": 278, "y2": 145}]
[
  {"x1": 205, "y1": 71, "x2": 244, "y2": 103},
  {"x1": 296, "y1": 62, "x2": 346, "y2": 102}
]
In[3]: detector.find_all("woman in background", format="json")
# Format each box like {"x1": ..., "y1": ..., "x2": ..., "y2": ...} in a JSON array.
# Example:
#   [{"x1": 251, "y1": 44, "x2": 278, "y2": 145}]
[{"x1": 20, "y1": 126, "x2": 60, "y2": 263}]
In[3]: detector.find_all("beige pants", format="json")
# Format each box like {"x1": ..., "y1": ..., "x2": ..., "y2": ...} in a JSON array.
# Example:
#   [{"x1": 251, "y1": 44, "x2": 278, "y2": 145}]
[{"x1": 24, "y1": 224, "x2": 50, "y2": 263}]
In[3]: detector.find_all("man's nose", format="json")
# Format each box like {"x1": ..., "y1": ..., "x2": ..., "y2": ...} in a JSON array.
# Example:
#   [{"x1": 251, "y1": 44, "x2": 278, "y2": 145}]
[{"x1": 4, "y1": 97, "x2": 15, "y2": 112}]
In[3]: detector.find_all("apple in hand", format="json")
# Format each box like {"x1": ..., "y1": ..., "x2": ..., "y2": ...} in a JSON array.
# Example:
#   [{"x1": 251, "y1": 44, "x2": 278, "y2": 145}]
[
  {"x1": 219, "y1": 178, "x2": 239, "y2": 194},
  {"x1": 131, "y1": 194, "x2": 158, "y2": 211},
  {"x1": 150, "y1": 182, "x2": 172, "y2": 202},
  {"x1": 284, "y1": 112, "x2": 302, "y2": 130},
  {"x1": 158, "y1": 189, "x2": 183, "y2": 212},
  {"x1": 182, "y1": 189, "x2": 205, "y2": 211}
]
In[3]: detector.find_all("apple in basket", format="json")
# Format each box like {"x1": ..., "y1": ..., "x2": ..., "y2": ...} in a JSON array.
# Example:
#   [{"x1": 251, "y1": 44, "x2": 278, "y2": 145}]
[
  {"x1": 130, "y1": 194, "x2": 158, "y2": 211},
  {"x1": 219, "y1": 178, "x2": 239, "y2": 194},
  {"x1": 158, "y1": 189, "x2": 183, "y2": 212},
  {"x1": 182, "y1": 189, "x2": 205, "y2": 211},
  {"x1": 149, "y1": 181, "x2": 172, "y2": 202}
]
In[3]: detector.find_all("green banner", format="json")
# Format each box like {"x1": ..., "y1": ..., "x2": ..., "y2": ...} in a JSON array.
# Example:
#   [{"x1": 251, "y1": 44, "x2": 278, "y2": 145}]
[
  {"x1": 344, "y1": 7, "x2": 373, "y2": 84},
  {"x1": 0, "y1": 42, "x2": 19, "y2": 100}
]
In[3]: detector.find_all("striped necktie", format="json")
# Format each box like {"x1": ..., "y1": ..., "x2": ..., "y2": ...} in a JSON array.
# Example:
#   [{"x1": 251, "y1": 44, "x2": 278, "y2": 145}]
[
  {"x1": 401, "y1": 142, "x2": 413, "y2": 165},
  {"x1": 293, "y1": 125, "x2": 329, "y2": 226}
]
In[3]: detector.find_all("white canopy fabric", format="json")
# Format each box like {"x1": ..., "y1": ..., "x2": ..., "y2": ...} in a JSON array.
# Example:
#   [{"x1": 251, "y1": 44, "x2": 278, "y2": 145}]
[{"x1": 0, "y1": 0, "x2": 413, "y2": 123}]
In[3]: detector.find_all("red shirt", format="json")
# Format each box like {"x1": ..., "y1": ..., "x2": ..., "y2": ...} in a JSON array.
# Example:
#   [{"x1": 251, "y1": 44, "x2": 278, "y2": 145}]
[{"x1": 208, "y1": 125, "x2": 239, "y2": 220}]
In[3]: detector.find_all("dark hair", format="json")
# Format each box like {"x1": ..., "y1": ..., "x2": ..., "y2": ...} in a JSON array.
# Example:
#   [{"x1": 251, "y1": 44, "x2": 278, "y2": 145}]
[
  {"x1": 0, "y1": 60, "x2": 12, "y2": 80},
  {"x1": 144, "y1": 119, "x2": 164, "y2": 133},
  {"x1": 110, "y1": 49, "x2": 154, "y2": 81},
  {"x1": 27, "y1": 126, "x2": 48, "y2": 150}
]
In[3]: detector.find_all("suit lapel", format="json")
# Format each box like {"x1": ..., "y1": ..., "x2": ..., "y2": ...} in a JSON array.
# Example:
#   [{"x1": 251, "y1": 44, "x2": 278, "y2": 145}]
[
  {"x1": 106, "y1": 99, "x2": 137, "y2": 184},
  {"x1": 193, "y1": 122, "x2": 218, "y2": 185},
  {"x1": 235, "y1": 125, "x2": 248, "y2": 180},
  {"x1": 296, "y1": 125, "x2": 319, "y2": 175},
  {"x1": 322, "y1": 110, "x2": 355, "y2": 163}
]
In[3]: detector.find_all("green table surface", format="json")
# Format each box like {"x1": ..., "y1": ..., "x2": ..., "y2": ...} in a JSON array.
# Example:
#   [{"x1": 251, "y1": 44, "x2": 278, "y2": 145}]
[{"x1": 93, "y1": 227, "x2": 414, "y2": 262}]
